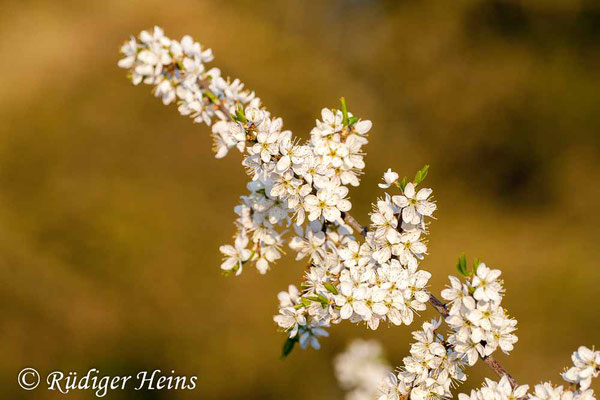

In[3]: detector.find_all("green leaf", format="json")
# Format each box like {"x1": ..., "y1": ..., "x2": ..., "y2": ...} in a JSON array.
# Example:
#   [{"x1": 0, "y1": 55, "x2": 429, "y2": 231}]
[
  {"x1": 317, "y1": 293, "x2": 330, "y2": 307},
  {"x1": 280, "y1": 336, "x2": 298, "y2": 359},
  {"x1": 399, "y1": 176, "x2": 408, "y2": 191},
  {"x1": 348, "y1": 116, "x2": 359, "y2": 125},
  {"x1": 414, "y1": 165, "x2": 429, "y2": 184},
  {"x1": 456, "y1": 253, "x2": 468, "y2": 276},
  {"x1": 340, "y1": 97, "x2": 349, "y2": 126},
  {"x1": 324, "y1": 283, "x2": 338, "y2": 295},
  {"x1": 235, "y1": 104, "x2": 247, "y2": 123},
  {"x1": 306, "y1": 296, "x2": 328, "y2": 307}
]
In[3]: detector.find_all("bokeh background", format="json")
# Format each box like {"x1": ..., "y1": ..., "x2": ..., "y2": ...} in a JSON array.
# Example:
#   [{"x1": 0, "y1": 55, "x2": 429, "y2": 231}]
[{"x1": 1, "y1": 0, "x2": 599, "y2": 399}]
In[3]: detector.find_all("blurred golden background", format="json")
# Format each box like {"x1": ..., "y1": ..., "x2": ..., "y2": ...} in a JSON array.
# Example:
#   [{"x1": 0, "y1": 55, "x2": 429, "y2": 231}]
[{"x1": 1, "y1": 0, "x2": 599, "y2": 399}]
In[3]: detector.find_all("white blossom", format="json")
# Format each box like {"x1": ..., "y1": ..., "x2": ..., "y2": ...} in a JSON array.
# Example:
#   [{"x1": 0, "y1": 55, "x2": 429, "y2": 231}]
[
  {"x1": 304, "y1": 184, "x2": 351, "y2": 222},
  {"x1": 379, "y1": 168, "x2": 399, "y2": 189},
  {"x1": 392, "y1": 183, "x2": 436, "y2": 226},
  {"x1": 562, "y1": 346, "x2": 600, "y2": 390},
  {"x1": 218, "y1": 233, "x2": 251, "y2": 275},
  {"x1": 472, "y1": 263, "x2": 503, "y2": 303}
]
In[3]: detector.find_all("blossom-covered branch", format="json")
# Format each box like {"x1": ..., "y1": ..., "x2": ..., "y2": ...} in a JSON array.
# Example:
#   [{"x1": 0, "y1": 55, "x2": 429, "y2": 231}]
[{"x1": 119, "y1": 27, "x2": 598, "y2": 400}]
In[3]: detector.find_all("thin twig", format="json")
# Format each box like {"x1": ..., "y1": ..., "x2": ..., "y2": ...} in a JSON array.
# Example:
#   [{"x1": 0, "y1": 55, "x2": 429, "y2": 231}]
[
  {"x1": 342, "y1": 212, "x2": 369, "y2": 236},
  {"x1": 483, "y1": 354, "x2": 517, "y2": 387},
  {"x1": 428, "y1": 292, "x2": 450, "y2": 318}
]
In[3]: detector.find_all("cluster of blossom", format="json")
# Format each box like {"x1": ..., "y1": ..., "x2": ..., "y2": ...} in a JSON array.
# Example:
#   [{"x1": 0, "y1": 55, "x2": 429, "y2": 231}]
[
  {"x1": 458, "y1": 346, "x2": 599, "y2": 400},
  {"x1": 376, "y1": 259, "x2": 518, "y2": 400},
  {"x1": 440, "y1": 262, "x2": 518, "y2": 366},
  {"x1": 119, "y1": 27, "x2": 372, "y2": 276},
  {"x1": 218, "y1": 180, "x2": 286, "y2": 275},
  {"x1": 335, "y1": 339, "x2": 392, "y2": 400},
  {"x1": 378, "y1": 319, "x2": 467, "y2": 400},
  {"x1": 241, "y1": 106, "x2": 371, "y2": 226},
  {"x1": 273, "y1": 170, "x2": 436, "y2": 350},
  {"x1": 458, "y1": 376, "x2": 529, "y2": 400},
  {"x1": 272, "y1": 284, "x2": 330, "y2": 350},
  {"x1": 217, "y1": 101, "x2": 370, "y2": 275},
  {"x1": 118, "y1": 26, "x2": 258, "y2": 125},
  {"x1": 118, "y1": 25, "x2": 261, "y2": 160}
]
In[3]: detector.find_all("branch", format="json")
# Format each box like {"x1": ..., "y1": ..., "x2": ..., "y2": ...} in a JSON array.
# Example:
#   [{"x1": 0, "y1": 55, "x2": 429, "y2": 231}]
[
  {"x1": 195, "y1": 73, "x2": 519, "y2": 388},
  {"x1": 428, "y1": 292, "x2": 449, "y2": 318},
  {"x1": 342, "y1": 213, "x2": 519, "y2": 388},
  {"x1": 483, "y1": 354, "x2": 518, "y2": 388},
  {"x1": 342, "y1": 212, "x2": 368, "y2": 236}
]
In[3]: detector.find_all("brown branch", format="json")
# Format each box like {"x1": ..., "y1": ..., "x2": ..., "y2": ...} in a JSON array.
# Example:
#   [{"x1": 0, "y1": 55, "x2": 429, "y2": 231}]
[
  {"x1": 343, "y1": 213, "x2": 519, "y2": 388},
  {"x1": 428, "y1": 292, "x2": 449, "y2": 318},
  {"x1": 483, "y1": 354, "x2": 517, "y2": 387},
  {"x1": 342, "y1": 212, "x2": 368, "y2": 236}
]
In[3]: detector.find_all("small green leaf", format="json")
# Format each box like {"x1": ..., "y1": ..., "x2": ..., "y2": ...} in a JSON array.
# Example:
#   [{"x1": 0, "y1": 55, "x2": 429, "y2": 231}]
[
  {"x1": 317, "y1": 293, "x2": 330, "y2": 306},
  {"x1": 348, "y1": 116, "x2": 359, "y2": 125},
  {"x1": 414, "y1": 165, "x2": 429, "y2": 184},
  {"x1": 235, "y1": 104, "x2": 247, "y2": 123},
  {"x1": 281, "y1": 336, "x2": 298, "y2": 359},
  {"x1": 306, "y1": 296, "x2": 328, "y2": 307},
  {"x1": 456, "y1": 253, "x2": 468, "y2": 276},
  {"x1": 324, "y1": 283, "x2": 338, "y2": 295},
  {"x1": 399, "y1": 176, "x2": 408, "y2": 191}
]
